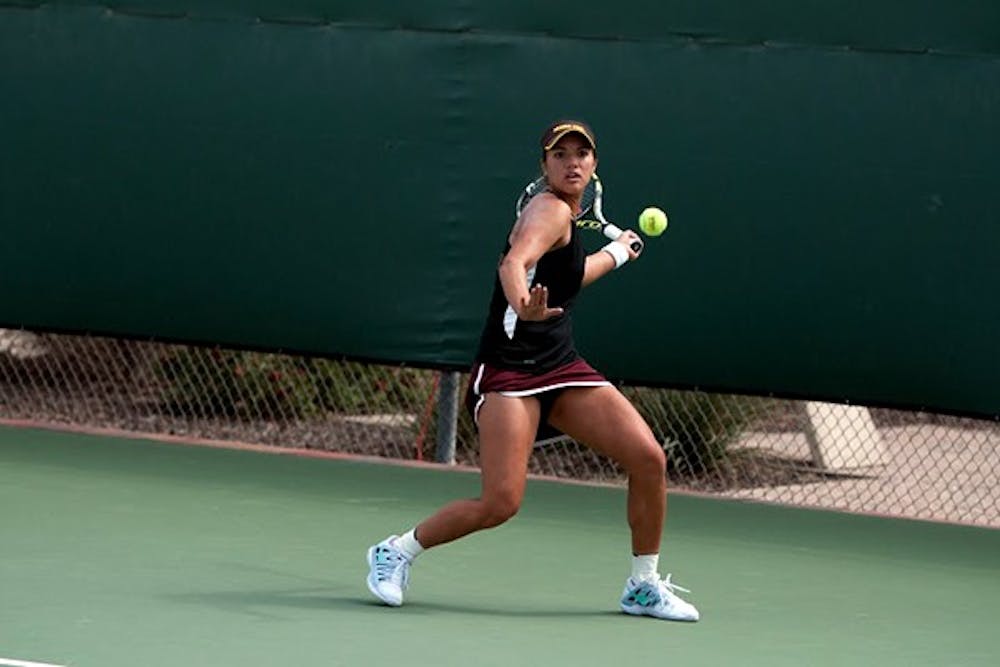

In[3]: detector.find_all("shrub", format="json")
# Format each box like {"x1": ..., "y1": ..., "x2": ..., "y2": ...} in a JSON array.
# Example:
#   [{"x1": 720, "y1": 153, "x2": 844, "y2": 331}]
[
  {"x1": 153, "y1": 347, "x2": 434, "y2": 420},
  {"x1": 623, "y1": 386, "x2": 767, "y2": 475}
]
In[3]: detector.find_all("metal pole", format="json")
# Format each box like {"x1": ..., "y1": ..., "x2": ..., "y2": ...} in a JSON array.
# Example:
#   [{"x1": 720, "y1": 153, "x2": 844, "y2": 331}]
[{"x1": 435, "y1": 371, "x2": 460, "y2": 464}]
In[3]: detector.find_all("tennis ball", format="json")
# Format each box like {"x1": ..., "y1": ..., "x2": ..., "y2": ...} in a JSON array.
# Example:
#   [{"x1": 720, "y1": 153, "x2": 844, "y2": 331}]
[{"x1": 639, "y1": 206, "x2": 668, "y2": 236}]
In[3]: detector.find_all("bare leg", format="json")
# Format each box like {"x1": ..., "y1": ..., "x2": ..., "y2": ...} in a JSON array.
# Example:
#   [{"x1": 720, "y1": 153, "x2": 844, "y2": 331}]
[
  {"x1": 547, "y1": 385, "x2": 666, "y2": 554},
  {"x1": 413, "y1": 394, "x2": 538, "y2": 548}
]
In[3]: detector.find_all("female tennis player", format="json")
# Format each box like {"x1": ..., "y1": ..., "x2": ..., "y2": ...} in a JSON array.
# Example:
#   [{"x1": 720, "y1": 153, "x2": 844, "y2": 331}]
[{"x1": 366, "y1": 120, "x2": 699, "y2": 621}]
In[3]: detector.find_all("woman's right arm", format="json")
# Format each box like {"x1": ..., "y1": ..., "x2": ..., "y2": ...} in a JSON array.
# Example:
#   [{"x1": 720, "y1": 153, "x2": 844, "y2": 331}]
[{"x1": 498, "y1": 194, "x2": 572, "y2": 321}]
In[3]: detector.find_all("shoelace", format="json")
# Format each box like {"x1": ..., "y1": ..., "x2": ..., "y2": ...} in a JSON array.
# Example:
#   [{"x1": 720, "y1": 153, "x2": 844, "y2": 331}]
[
  {"x1": 374, "y1": 548, "x2": 409, "y2": 586},
  {"x1": 657, "y1": 574, "x2": 692, "y2": 597}
]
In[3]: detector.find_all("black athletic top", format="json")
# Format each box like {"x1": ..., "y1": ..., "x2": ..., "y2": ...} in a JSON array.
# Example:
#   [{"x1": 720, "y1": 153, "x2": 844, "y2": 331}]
[{"x1": 474, "y1": 218, "x2": 586, "y2": 373}]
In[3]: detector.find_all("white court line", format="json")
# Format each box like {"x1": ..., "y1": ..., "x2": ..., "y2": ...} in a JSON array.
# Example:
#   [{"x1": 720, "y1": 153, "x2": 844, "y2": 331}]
[{"x1": 0, "y1": 658, "x2": 67, "y2": 667}]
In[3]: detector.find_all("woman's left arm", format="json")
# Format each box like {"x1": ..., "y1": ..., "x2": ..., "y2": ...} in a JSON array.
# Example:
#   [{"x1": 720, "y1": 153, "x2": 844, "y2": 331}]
[{"x1": 581, "y1": 230, "x2": 643, "y2": 287}]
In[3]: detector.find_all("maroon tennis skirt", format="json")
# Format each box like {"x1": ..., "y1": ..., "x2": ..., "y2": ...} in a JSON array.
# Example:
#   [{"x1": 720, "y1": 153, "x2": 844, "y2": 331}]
[{"x1": 464, "y1": 358, "x2": 610, "y2": 440}]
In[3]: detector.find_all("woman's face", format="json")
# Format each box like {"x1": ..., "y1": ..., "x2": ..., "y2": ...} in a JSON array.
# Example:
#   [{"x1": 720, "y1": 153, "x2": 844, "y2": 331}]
[{"x1": 542, "y1": 134, "x2": 597, "y2": 197}]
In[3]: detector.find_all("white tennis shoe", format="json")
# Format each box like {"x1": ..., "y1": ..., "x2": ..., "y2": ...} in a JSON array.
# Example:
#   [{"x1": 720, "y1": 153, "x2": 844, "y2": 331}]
[
  {"x1": 366, "y1": 535, "x2": 411, "y2": 607},
  {"x1": 620, "y1": 574, "x2": 700, "y2": 621}
]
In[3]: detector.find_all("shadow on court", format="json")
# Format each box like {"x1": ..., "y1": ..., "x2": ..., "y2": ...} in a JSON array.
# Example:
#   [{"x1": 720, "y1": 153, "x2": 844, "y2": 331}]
[{"x1": 164, "y1": 588, "x2": 618, "y2": 619}]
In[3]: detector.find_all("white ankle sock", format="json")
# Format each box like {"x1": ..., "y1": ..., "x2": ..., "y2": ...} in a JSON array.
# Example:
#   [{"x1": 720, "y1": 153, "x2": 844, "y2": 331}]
[
  {"x1": 631, "y1": 554, "x2": 659, "y2": 582},
  {"x1": 394, "y1": 529, "x2": 425, "y2": 561}
]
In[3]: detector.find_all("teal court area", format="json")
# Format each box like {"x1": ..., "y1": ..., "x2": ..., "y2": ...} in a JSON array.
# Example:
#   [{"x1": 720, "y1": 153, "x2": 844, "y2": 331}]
[{"x1": 1, "y1": 424, "x2": 998, "y2": 666}]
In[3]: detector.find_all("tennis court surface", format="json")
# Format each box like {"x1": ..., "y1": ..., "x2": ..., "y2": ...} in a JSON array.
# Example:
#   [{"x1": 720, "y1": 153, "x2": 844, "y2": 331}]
[{"x1": 2, "y1": 424, "x2": 998, "y2": 666}]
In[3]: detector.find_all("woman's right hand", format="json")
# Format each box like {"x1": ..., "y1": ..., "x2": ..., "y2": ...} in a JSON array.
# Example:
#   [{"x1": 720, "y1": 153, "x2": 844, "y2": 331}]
[{"x1": 519, "y1": 284, "x2": 564, "y2": 321}]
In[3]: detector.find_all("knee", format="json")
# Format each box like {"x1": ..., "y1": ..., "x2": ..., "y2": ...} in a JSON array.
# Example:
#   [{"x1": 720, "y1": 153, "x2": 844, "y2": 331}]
[
  {"x1": 629, "y1": 441, "x2": 666, "y2": 478},
  {"x1": 479, "y1": 491, "x2": 522, "y2": 528}
]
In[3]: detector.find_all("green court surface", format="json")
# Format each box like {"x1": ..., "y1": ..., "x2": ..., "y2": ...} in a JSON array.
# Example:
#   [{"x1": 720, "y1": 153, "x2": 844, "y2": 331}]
[{"x1": 1, "y1": 425, "x2": 998, "y2": 667}]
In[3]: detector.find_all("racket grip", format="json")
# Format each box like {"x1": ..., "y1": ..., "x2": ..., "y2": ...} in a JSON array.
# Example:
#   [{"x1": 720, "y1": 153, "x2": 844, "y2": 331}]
[{"x1": 603, "y1": 224, "x2": 644, "y2": 254}]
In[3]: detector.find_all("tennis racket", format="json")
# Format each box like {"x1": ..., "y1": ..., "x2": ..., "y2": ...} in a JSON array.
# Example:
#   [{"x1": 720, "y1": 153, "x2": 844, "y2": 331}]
[{"x1": 515, "y1": 173, "x2": 644, "y2": 254}]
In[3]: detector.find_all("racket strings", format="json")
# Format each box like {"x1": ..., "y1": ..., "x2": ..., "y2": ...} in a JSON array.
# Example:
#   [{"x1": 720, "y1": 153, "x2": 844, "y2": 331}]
[
  {"x1": 515, "y1": 178, "x2": 547, "y2": 217},
  {"x1": 516, "y1": 176, "x2": 600, "y2": 222},
  {"x1": 573, "y1": 179, "x2": 598, "y2": 222}
]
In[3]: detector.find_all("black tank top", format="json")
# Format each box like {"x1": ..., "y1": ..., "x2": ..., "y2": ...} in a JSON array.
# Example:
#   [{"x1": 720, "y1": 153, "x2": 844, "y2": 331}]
[{"x1": 475, "y1": 219, "x2": 586, "y2": 372}]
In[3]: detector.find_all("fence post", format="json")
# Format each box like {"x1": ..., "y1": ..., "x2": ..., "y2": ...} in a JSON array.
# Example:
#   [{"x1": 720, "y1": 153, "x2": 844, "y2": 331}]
[{"x1": 435, "y1": 371, "x2": 460, "y2": 464}]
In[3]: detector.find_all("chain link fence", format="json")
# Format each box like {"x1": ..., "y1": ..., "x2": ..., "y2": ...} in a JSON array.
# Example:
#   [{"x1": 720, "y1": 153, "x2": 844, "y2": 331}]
[{"x1": 2, "y1": 329, "x2": 997, "y2": 527}]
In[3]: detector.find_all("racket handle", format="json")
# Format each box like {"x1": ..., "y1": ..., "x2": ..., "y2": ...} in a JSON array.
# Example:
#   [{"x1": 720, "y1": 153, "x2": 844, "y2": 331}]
[{"x1": 603, "y1": 224, "x2": 644, "y2": 254}]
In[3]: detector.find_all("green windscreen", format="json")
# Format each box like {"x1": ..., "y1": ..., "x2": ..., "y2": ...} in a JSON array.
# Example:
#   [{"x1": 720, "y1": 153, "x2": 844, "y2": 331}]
[{"x1": 1, "y1": 1, "x2": 997, "y2": 417}]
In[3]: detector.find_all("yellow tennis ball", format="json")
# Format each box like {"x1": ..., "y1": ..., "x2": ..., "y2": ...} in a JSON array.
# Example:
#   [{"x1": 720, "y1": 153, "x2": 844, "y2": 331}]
[{"x1": 639, "y1": 206, "x2": 668, "y2": 236}]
